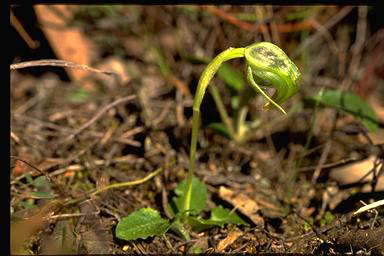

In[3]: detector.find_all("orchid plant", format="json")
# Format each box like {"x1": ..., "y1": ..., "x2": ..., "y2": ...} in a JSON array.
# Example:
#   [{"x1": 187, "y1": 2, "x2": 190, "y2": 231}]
[
  {"x1": 183, "y1": 42, "x2": 301, "y2": 213},
  {"x1": 115, "y1": 42, "x2": 301, "y2": 244}
]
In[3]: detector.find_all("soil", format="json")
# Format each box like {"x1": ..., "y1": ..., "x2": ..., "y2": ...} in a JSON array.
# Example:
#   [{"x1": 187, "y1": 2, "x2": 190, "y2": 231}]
[{"x1": 10, "y1": 5, "x2": 384, "y2": 255}]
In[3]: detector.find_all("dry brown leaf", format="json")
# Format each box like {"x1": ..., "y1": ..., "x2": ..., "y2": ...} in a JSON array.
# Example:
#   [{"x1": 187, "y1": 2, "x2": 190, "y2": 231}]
[
  {"x1": 330, "y1": 155, "x2": 384, "y2": 192},
  {"x1": 219, "y1": 186, "x2": 264, "y2": 227},
  {"x1": 216, "y1": 230, "x2": 242, "y2": 252},
  {"x1": 167, "y1": 74, "x2": 191, "y2": 97},
  {"x1": 11, "y1": 201, "x2": 61, "y2": 254},
  {"x1": 34, "y1": 5, "x2": 95, "y2": 83}
]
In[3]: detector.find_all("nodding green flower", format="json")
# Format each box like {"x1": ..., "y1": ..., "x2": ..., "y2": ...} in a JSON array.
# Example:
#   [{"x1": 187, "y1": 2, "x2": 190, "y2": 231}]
[
  {"x1": 183, "y1": 42, "x2": 301, "y2": 213},
  {"x1": 244, "y1": 42, "x2": 301, "y2": 113}
]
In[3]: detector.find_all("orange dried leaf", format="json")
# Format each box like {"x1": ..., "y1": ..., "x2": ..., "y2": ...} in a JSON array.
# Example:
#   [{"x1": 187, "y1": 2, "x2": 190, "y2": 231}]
[
  {"x1": 34, "y1": 5, "x2": 95, "y2": 83},
  {"x1": 219, "y1": 186, "x2": 264, "y2": 227},
  {"x1": 216, "y1": 230, "x2": 242, "y2": 252}
]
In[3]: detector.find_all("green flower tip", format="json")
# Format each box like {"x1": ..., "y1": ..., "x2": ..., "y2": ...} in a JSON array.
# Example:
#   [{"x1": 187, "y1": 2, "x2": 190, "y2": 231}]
[{"x1": 244, "y1": 42, "x2": 301, "y2": 110}]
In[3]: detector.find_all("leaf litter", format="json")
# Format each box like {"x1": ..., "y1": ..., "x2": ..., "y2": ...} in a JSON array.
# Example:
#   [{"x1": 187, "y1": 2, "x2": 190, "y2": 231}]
[{"x1": 11, "y1": 5, "x2": 384, "y2": 254}]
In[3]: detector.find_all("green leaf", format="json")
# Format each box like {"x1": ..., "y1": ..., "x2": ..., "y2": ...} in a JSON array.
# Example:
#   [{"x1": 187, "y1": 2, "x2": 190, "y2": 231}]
[
  {"x1": 172, "y1": 176, "x2": 207, "y2": 215},
  {"x1": 186, "y1": 216, "x2": 220, "y2": 232},
  {"x1": 152, "y1": 46, "x2": 170, "y2": 76},
  {"x1": 33, "y1": 176, "x2": 51, "y2": 189},
  {"x1": 186, "y1": 206, "x2": 249, "y2": 232},
  {"x1": 208, "y1": 122, "x2": 232, "y2": 139},
  {"x1": 30, "y1": 176, "x2": 54, "y2": 198},
  {"x1": 320, "y1": 211, "x2": 335, "y2": 227},
  {"x1": 25, "y1": 173, "x2": 34, "y2": 185},
  {"x1": 217, "y1": 63, "x2": 245, "y2": 91},
  {"x1": 115, "y1": 208, "x2": 171, "y2": 241},
  {"x1": 169, "y1": 219, "x2": 190, "y2": 241},
  {"x1": 210, "y1": 206, "x2": 249, "y2": 226},
  {"x1": 67, "y1": 88, "x2": 91, "y2": 103},
  {"x1": 312, "y1": 89, "x2": 379, "y2": 132}
]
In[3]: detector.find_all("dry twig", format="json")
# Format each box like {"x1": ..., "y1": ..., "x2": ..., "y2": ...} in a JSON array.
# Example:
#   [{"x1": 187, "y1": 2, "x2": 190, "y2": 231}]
[
  {"x1": 292, "y1": 6, "x2": 354, "y2": 58},
  {"x1": 341, "y1": 6, "x2": 368, "y2": 90},
  {"x1": 10, "y1": 59, "x2": 117, "y2": 77},
  {"x1": 60, "y1": 95, "x2": 136, "y2": 144},
  {"x1": 10, "y1": 10, "x2": 38, "y2": 49},
  {"x1": 203, "y1": 5, "x2": 314, "y2": 34}
]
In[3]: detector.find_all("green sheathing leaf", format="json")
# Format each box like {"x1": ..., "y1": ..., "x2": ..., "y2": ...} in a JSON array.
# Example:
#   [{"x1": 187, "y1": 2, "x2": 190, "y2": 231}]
[
  {"x1": 169, "y1": 220, "x2": 191, "y2": 241},
  {"x1": 312, "y1": 89, "x2": 379, "y2": 132},
  {"x1": 173, "y1": 176, "x2": 207, "y2": 215},
  {"x1": 67, "y1": 87, "x2": 91, "y2": 103},
  {"x1": 210, "y1": 206, "x2": 249, "y2": 226},
  {"x1": 217, "y1": 63, "x2": 245, "y2": 92},
  {"x1": 115, "y1": 208, "x2": 171, "y2": 241}
]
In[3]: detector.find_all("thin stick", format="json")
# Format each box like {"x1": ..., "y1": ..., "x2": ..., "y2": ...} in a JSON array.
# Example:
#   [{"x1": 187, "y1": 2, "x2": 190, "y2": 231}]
[
  {"x1": 292, "y1": 6, "x2": 354, "y2": 58},
  {"x1": 90, "y1": 162, "x2": 169, "y2": 196},
  {"x1": 341, "y1": 6, "x2": 368, "y2": 90},
  {"x1": 10, "y1": 59, "x2": 117, "y2": 77},
  {"x1": 10, "y1": 10, "x2": 38, "y2": 49},
  {"x1": 10, "y1": 156, "x2": 53, "y2": 183},
  {"x1": 203, "y1": 5, "x2": 314, "y2": 34},
  {"x1": 311, "y1": 133, "x2": 333, "y2": 185},
  {"x1": 60, "y1": 95, "x2": 136, "y2": 144},
  {"x1": 299, "y1": 156, "x2": 360, "y2": 172},
  {"x1": 13, "y1": 113, "x2": 141, "y2": 147}
]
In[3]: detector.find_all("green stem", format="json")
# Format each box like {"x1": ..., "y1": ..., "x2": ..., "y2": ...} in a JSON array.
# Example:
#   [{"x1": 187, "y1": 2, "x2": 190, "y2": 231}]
[
  {"x1": 183, "y1": 108, "x2": 200, "y2": 212},
  {"x1": 233, "y1": 83, "x2": 256, "y2": 143},
  {"x1": 236, "y1": 103, "x2": 249, "y2": 141},
  {"x1": 208, "y1": 84, "x2": 236, "y2": 139},
  {"x1": 193, "y1": 48, "x2": 246, "y2": 111},
  {"x1": 182, "y1": 47, "x2": 245, "y2": 213}
]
